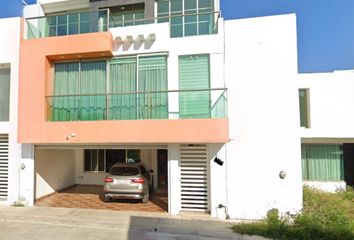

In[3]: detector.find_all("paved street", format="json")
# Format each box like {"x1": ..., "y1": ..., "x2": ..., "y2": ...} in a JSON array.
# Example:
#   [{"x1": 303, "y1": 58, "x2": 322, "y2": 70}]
[{"x1": 0, "y1": 206, "x2": 266, "y2": 240}]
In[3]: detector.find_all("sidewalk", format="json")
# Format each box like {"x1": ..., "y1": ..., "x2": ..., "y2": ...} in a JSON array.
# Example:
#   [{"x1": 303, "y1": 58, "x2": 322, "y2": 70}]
[{"x1": 0, "y1": 206, "x2": 267, "y2": 240}]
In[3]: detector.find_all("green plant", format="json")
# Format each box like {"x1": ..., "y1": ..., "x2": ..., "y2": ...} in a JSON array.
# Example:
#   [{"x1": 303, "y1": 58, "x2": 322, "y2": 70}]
[{"x1": 232, "y1": 187, "x2": 354, "y2": 240}]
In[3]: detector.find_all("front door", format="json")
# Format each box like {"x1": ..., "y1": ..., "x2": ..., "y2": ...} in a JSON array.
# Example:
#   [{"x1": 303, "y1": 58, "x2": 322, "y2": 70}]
[{"x1": 157, "y1": 149, "x2": 168, "y2": 189}]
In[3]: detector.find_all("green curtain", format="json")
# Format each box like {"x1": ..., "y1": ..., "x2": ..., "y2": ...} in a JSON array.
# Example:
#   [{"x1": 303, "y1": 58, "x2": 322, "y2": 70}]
[
  {"x1": 109, "y1": 58, "x2": 137, "y2": 120},
  {"x1": 79, "y1": 61, "x2": 106, "y2": 121},
  {"x1": 301, "y1": 144, "x2": 344, "y2": 181},
  {"x1": 138, "y1": 56, "x2": 168, "y2": 119},
  {"x1": 0, "y1": 69, "x2": 10, "y2": 121},
  {"x1": 179, "y1": 54, "x2": 210, "y2": 119},
  {"x1": 53, "y1": 62, "x2": 80, "y2": 121}
]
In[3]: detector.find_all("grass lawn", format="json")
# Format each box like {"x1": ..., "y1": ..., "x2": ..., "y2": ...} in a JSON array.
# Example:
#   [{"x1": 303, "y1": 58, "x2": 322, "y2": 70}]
[{"x1": 232, "y1": 187, "x2": 354, "y2": 240}]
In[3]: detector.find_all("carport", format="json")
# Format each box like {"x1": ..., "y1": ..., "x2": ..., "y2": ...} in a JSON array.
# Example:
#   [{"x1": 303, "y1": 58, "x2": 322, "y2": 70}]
[{"x1": 34, "y1": 145, "x2": 169, "y2": 213}]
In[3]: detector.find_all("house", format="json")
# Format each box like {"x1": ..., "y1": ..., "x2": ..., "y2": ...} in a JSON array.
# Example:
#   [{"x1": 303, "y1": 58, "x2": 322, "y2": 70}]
[{"x1": 5, "y1": 0, "x2": 347, "y2": 220}]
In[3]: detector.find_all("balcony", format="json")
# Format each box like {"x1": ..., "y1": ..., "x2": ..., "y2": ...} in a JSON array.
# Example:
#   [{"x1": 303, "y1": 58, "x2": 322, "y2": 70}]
[
  {"x1": 46, "y1": 88, "x2": 228, "y2": 122},
  {"x1": 26, "y1": 9, "x2": 109, "y2": 39},
  {"x1": 26, "y1": 9, "x2": 220, "y2": 39}
]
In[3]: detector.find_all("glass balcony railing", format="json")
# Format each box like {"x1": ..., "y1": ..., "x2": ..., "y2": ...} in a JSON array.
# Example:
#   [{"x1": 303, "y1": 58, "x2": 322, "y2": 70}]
[
  {"x1": 26, "y1": 9, "x2": 109, "y2": 39},
  {"x1": 110, "y1": 11, "x2": 220, "y2": 38},
  {"x1": 45, "y1": 88, "x2": 227, "y2": 122},
  {"x1": 26, "y1": 10, "x2": 220, "y2": 39}
]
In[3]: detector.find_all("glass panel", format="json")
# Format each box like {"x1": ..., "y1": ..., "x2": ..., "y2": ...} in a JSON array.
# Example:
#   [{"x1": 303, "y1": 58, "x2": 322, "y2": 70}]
[
  {"x1": 171, "y1": 0, "x2": 182, "y2": 12},
  {"x1": 138, "y1": 56, "x2": 168, "y2": 119},
  {"x1": 198, "y1": 13, "x2": 212, "y2": 35},
  {"x1": 302, "y1": 144, "x2": 344, "y2": 181},
  {"x1": 53, "y1": 62, "x2": 80, "y2": 121},
  {"x1": 299, "y1": 89, "x2": 309, "y2": 128},
  {"x1": 198, "y1": 0, "x2": 212, "y2": 10},
  {"x1": 185, "y1": 0, "x2": 197, "y2": 10},
  {"x1": 106, "y1": 149, "x2": 126, "y2": 172},
  {"x1": 185, "y1": 15, "x2": 197, "y2": 36},
  {"x1": 98, "y1": 149, "x2": 105, "y2": 171},
  {"x1": 157, "y1": 1, "x2": 169, "y2": 14},
  {"x1": 0, "y1": 68, "x2": 10, "y2": 121},
  {"x1": 91, "y1": 149, "x2": 98, "y2": 171},
  {"x1": 179, "y1": 55, "x2": 210, "y2": 118},
  {"x1": 80, "y1": 61, "x2": 106, "y2": 121},
  {"x1": 127, "y1": 150, "x2": 141, "y2": 163},
  {"x1": 84, "y1": 150, "x2": 91, "y2": 171},
  {"x1": 79, "y1": 12, "x2": 90, "y2": 34},
  {"x1": 109, "y1": 58, "x2": 137, "y2": 120}
]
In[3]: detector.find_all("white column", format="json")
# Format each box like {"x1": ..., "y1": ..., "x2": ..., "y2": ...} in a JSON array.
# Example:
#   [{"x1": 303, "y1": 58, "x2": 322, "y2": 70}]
[
  {"x1": 19, "y1": 144, "x2": 35, "y2": 206},
  {"x1": 168, "y1": 144, "x2": 181, "y2": 215},
  {"x1": 208, "y1": 144, "x2": 227, "y2": 218}
]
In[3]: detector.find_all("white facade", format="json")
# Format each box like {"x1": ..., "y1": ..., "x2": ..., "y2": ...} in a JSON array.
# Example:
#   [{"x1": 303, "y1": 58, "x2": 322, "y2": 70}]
[
  {"x1": 7, "y1": 0, "x2": 349, "y2": 221},
  {"x1": 224, "y1": 14, "x2": 303, "y2": 219},
  {"x1": 0, "y1": 17, "x2": 22, "y2": 206}
]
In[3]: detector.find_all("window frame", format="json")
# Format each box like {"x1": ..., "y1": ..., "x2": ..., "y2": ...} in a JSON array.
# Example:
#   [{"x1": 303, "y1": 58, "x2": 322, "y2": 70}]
[
  {"x1": 299, "y1": 88, "x2": 310, "y2": 128},
  {"x1": 83, "y1": 149, "x2": 142, "y2": 173}
]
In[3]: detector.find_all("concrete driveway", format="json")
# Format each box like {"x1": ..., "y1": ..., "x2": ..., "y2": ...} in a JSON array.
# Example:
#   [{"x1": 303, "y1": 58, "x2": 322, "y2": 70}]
[{"x1": 0, "y1": 206, "x2": 267, "y2": 240}]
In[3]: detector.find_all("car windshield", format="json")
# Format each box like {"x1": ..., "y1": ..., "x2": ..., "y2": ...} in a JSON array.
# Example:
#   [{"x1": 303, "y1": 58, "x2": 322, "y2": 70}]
[{"x1": 110, "y1": 167, "x2": 139, "y2": 176}]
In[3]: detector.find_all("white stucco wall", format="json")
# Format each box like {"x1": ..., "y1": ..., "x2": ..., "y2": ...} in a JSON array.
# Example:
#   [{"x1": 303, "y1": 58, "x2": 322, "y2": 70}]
[
  {"x1": 224, "y1": 14, "x2": 303, "y2": 219},
  {"x1": 35, "y1": 149, "x2": 76, "y2": 199},
  {"x1": 0, "y1": 17, "x2": 22, "y2": 206},
  {"x1": 299, "y1": 70, "x2": 354, "y2": 138}
]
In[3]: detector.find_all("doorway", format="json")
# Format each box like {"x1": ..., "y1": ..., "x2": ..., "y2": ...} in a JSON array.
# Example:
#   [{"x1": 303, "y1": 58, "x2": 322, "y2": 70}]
[
  {"x1": 343, "y1": 144, "x2": 354, "y2": 187},
  {"x1": 157, "y1": 149, "x2": 168, "y2": 190}
]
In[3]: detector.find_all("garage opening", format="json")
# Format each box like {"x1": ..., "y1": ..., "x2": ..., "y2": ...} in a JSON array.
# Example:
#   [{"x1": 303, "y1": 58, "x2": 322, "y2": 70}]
[{"x1": 34, "y1": 146, "x2": 168, "y2": 213}]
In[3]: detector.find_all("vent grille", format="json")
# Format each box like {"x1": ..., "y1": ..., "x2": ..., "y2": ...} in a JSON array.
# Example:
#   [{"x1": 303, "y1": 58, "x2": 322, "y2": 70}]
[
  {"x1": 0, "y1": 134, "x2": 8, "y2": 201},
  {"x1": 180, "y1": 144, "x2": 209, "y2": 212}
]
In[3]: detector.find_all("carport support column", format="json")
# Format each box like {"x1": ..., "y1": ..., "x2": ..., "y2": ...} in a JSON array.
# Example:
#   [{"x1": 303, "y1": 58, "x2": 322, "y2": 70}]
[
  {"x1": 168, "y1": 144, "x2": 181, "y2": 215},
  {"x1": 19, "y1": 144, "x2": 35, "y2": 206}
]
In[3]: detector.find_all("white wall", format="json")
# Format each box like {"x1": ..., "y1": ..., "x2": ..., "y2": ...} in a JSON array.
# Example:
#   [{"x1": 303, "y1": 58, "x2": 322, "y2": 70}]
[
  {"x1": 35, "y1": 149, "x2": 76, "y2": 199},
  {"x1": 224, "y1": 14, "x2": 303, "y2": 219},
  {"x1": 299, "y1": 71, "x2": 354, "y2": 138},
  {"x1": 0, "y1": 17, "x2": 22, "y2": 206}
]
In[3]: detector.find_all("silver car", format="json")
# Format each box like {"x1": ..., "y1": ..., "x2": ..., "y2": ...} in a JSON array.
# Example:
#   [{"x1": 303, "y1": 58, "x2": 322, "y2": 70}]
[{"x1": 103, "y1": 163, "x2": 152, "y2": 203}]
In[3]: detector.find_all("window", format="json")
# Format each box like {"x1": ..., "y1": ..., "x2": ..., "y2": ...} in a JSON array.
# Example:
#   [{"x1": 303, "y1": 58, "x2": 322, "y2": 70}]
[
  {"x1": 179, "y1": 54, "x2": 210, "y2": 118},
  {"x1": 299, "y1": 89, "x2": 310, "y2": 128},
  {"x1": 0, "y1": 68, "x2": 10, "y2": 121},
  {"x1": 110, "y1": 4, "x2": 145, "y2": 27},
  {"x1": 157, "y1": 0, "x2": 214, "y2": 37},
  {"x1": 301, "y1": 144, "x2": 344, "y2": 181},
  {"x1": 52, "y1": 60, "x2": 106, "y2": 121},
  {"x1": 51, "y1": 55, "x2": 167, "y2": 121},
  {"x1": 84, "y1": 149, "x2": 105, "y2": 172},
  {"x1": 84, "y1": 149, "x2": 141, "y2": 172}
]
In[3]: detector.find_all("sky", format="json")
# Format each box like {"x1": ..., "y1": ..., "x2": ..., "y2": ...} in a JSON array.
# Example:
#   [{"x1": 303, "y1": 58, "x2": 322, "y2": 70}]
[{"x1": 0, "y1": 0, "x2": 353, "y2": 73}]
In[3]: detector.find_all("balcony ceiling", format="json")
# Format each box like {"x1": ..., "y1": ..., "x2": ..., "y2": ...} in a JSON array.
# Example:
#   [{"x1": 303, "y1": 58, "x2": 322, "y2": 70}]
[{"x1": 38, "y1": 0, "x2": 90, "y2": 14}]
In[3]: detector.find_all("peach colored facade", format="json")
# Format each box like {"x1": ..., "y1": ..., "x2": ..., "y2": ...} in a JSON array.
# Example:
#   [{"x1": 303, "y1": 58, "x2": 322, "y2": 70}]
[{"x1": 18, "y1": 25, "x2": 229, "y2": 144}]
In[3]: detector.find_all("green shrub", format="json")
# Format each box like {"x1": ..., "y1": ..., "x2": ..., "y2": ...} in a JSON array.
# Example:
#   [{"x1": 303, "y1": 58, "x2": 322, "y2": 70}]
[{"x1": 232, "y1": 187, "x2": 354, "y2": 240}]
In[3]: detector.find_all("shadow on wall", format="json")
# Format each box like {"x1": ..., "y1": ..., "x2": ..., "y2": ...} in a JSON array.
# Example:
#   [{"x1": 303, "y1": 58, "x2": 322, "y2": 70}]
[{"x1": 34, "y1": 149, "x2": 77, "y2": 200}]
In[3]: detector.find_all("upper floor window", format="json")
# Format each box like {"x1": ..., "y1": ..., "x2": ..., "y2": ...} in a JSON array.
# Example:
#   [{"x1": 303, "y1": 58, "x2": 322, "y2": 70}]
[
  {"x1": 110, "y1": 3, "x2": 145, "y2": 27},
  {"x1": 49, "y1": 55, "x2": 168, "y2": 121},
  {"x1": 0, "y1": 68, "x2": 10, "y2": 122},
  {"x1": 157, "y1": 0, "x2": 215, "y2": 37},
  {"x1": 299, "y1": 89, "x2": 310, "y2": 128}
]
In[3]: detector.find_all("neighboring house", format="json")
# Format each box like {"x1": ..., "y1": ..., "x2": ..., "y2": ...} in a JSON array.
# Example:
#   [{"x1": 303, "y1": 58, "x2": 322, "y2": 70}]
[
  {"x1": 299, "y1": 70, "x2": 354, "y2": 192},
  {"x1": 6, "y1": 0, "x2": 352, "y2": 221}
]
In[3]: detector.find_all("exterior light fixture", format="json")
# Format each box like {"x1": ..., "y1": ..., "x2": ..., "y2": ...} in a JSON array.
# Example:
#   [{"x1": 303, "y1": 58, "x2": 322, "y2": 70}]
[
  {"x1": 279, "y1": 171, "x2": 287, "y2": 179},
  {"x1": 214, "y1": 157, "x2": 224, "y2": 166}
]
